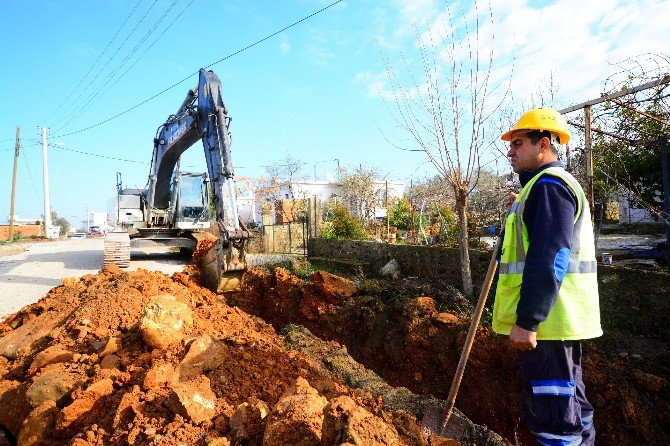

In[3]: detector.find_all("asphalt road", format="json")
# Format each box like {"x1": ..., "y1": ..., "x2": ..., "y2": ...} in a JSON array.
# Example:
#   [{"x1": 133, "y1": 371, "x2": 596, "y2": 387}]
[{"x1": 0, "y1": 238, "x2": 189, "y2": 320}]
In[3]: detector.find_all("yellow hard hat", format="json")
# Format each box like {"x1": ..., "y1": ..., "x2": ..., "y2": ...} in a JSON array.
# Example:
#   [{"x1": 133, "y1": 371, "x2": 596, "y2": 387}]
[{"x1": 501, "y1": 107, "x2": 571, "y2": 144}]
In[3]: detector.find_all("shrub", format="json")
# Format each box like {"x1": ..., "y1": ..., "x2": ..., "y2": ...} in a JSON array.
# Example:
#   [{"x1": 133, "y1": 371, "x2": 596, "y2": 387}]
[{"x1": 328, "y1": 204, "x2": 367, "y2": 240}]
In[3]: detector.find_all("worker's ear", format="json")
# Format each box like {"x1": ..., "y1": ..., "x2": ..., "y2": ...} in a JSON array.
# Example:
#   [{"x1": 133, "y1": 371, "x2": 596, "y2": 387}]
[{"x1": 539, "y1": 136, "x2": 551, "y2": 153}]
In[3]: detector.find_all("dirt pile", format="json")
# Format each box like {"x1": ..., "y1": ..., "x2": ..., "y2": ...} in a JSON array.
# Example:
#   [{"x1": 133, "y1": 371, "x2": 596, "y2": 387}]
[
  {"x1": 0, "y1": 266, "x2": 439, "y2": 446},
  {"x1": 232, "y1": 267, "x2": 670, "y2": 446}
]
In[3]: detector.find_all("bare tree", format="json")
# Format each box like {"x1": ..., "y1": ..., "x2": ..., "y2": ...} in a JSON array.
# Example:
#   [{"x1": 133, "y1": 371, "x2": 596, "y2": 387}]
[
  {"x1": 337, "y1": 166, "x2": 380, "y2": 220},
  {"x1": 260, "y1": 155, "x2": 306, "y2": 222},
  {"x1": 381, "y1": 3, "x2": 506, "y2": 296}
]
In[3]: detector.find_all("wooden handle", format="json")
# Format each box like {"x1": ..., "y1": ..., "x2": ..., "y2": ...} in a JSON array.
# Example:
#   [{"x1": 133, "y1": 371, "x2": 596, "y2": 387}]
[{"x1": 441, "y1": 238, "x2": 500, "y2": 430}]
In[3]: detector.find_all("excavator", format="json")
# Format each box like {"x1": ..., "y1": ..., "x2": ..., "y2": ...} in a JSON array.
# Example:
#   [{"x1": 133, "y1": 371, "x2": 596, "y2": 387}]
[{"x1": 104, "y1": 68, "x2": 248, "y2": 292}]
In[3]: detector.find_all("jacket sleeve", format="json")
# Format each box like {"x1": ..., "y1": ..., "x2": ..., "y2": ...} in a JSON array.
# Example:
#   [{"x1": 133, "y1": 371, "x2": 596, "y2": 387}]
[{"x1": 516, "y1": 177, "x2": 578, "y2": 331}]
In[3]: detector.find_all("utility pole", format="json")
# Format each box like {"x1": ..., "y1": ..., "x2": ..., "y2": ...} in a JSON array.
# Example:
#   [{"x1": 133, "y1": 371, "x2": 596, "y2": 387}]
[
  {"x1": 385, "y1": 180, "x2": 390, "y2": 242},
  {"x1": 8, "y1": 126, "x2": 20, "y2": 241},
  {"x1": 583, "y1": 106, "x2": 595, "y2": 214},
  {"x1": 41, "y1": 127, "x2": 54, "y2": 238},
  {"x1": 661, "y1": 136, "x2": 670, "y2": 265},
  {"x1": 86, "y1": 205, "x2": 90, "y2": 232}
]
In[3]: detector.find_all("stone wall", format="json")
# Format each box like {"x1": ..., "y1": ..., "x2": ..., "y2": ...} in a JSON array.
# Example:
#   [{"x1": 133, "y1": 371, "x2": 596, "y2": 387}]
[
  {"x1": 309, "y1": 238, "x2": 670, "y2": 338},
  {"x1": 0, "y1": 224, "x2": 43, "y2": 240},
  {"x1": 308, "y1": 238, "x2": 492, "y2": 288}
]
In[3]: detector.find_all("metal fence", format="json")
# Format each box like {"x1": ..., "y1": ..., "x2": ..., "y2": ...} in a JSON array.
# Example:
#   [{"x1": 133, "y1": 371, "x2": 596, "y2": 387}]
[{"x1": 262, "y1": 220, "x2": 308, "y2": 255}]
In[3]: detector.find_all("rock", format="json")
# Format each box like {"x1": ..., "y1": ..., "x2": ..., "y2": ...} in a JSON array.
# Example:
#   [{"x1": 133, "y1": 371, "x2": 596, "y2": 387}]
[
  {"x1": 633, "y1": 370, "x2": 666, "y2": 392},
  {"x1": 0, "y1": 381, "x2": 32, "y2": 436},
  {"x1": 16, "y1": 400, "x2": 58, "y2": 446},
  {"x1": 322, "y1": 396, "x2": 400, "y2": 446},
  {"x1": 432, "y1": 312, "x2": 460, "y2": 325},
  {"x1": 630, "y1": 354, "x2": 643, "y2": 362},
  {"x1": 139, "y1": 294, "x2": 193, "y2": 350},
  {"x1": 27, "y1": 346, "x2": 74, "y2": 376},
  {"x1": 205, "y1": 436, "x2": 231, "y2": 446},
  {"x1": 143, "y1": 363, "x2": 178, "y2": 390},
  {"x1": 263, "y1": 377, "x2": 327, "y2": 446},
  {"x1": 100, "y1": 354, "x2": 121, "y2": 370},
  {"x1": 0, "y1": 313, "x2": 60, "y2": 359},
  {"x1": 99, "y1": 336, "x2": 121, "y2": 357},
  {"x1": 427, "y1": 435, "x2": 461, "y2": 446},
  {"x1": 0, "y1": 431, "x2": 10, "y2": 446},
  {"x1": 401, "y1": 297, "x2": 437, "y2": 326},
  {"x1": 310, "y1": 271, "x2": 358, "y2": 302},
  {"x1": 101, "y1": 264, "x2": 122, "y2": 275},
  {"x1": 177, "y1": 335, "x2": 227, "y2": 381},
  {"x1": 56, "y1": 379, "x2": 114, "y2": 433},
  {"x1": 379, "y1": 259, "x2": 401, "y2": 279},
  {"x1": 26, "y1": 369, "x2": 83, "y2": 407},
  {"x1": 230, "y1": 399, "x2": 269, "y2": 443},
  {"x1": 61, "y1": 277, "x2": 80, "y2": 287},
  {"x1": 168, "y1": 376, "x2": 217, "y2": 425}
]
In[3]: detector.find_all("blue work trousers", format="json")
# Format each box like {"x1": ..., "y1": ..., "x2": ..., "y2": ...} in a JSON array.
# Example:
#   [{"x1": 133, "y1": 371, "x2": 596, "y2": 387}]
[{"x1": 517, "y1": 340, "x2": 595, "y2": 446}]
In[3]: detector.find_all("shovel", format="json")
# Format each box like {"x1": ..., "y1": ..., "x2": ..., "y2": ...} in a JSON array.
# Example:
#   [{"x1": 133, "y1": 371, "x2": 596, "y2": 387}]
[{"x1": 422, "y1": 236, "x2": 501, "y2": 437}]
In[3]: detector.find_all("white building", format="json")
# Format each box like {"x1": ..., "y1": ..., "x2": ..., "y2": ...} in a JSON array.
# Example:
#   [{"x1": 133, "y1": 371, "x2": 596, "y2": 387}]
[
  {"x1": 254, "y1": 179, "x2": 405, "y2": 225},
  {"x1": 82, "y1": 211, "x2": 109, "y2": 232}
]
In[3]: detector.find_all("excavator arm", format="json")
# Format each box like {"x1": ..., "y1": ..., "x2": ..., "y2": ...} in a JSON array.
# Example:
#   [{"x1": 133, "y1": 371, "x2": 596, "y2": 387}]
[{"x1": 150, "y1": 68, "x2": 248, "y2": 291}]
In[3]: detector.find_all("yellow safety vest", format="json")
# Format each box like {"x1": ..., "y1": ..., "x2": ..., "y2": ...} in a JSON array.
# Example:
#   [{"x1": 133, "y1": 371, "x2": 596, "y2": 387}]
[{"x1": 493, "y1": 167, "x2": 603, "y2": 340}]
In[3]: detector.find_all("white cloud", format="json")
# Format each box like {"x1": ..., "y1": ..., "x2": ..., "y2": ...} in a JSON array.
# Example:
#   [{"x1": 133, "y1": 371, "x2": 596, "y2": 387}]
[
  {"x1": 306, "y1": 43, "x2": 336, "y2": 66},
  {"x1": 364, "y1": 0, "x2": 670, "y2": 111},
  {"x1": 279, "y1": 35, "x2": 291, "y2": 55}
]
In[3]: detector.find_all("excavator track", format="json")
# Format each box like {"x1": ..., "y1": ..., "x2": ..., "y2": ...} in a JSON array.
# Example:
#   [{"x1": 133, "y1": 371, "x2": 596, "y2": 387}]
[{"x1": 104, "y1": 232, "x2": 131, "y2": 268}]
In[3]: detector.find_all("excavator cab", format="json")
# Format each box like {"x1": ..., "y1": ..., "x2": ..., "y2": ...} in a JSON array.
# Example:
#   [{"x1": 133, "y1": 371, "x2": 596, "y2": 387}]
[{"x1": 173, "y1": 171, "x2": 211, "y2": 230}]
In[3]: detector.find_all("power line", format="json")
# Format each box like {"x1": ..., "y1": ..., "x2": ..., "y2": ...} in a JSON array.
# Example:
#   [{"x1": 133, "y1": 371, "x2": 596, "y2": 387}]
[
  {"x1": 49, "y1": 144, "x2": 149, "y2": 164},
  {"x1": 42, "y1": 0, "x2": 144, "y2": 124},
  {"x1": 102, "y1": 0, "x2": 196, "y2": 96},
  {"x1": 58, "y1": 0, "x2": 182, "y2": 131},
  {"x1": 22, "y1": 145, "x2": 42, "y2": 204},
  {"x1": 51, "y1": 0, "x2": 162, "y2": 129},
  {"x1": 51, "y1": 0, "x2": 343, "y2": 139},
  {"x1": 0, "y1": 137, "x2": 42, "y2": 144}
]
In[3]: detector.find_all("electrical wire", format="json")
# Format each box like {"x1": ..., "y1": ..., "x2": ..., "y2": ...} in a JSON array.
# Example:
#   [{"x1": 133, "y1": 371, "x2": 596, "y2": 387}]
[
  {"x1": 51, "y1": 0, "x2": 343, "y2": 139},
  {"x1": 49, "y1": 144, "x2": 148, "y2": 164},
  {"x1": 22, "y1": 145, "x2": 42, "y2": 203},
  {"x1": 42, "y1": 0, "x2": 144, "y2": 124},
  {"x1": 51, "y1": 0, "x2": 162, "y2": 129},
  {"x1": 58, "y1": 0, "x2": 182, "y2": 130},
  {"x1": 103, "y1": 0, "x2": 196, "y2": 95}
]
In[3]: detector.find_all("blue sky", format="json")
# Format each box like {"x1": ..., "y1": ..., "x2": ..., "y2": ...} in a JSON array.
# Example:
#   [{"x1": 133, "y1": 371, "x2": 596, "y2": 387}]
[{"x1": 1, "y1": 0, "x2": 668, "y2": 227}]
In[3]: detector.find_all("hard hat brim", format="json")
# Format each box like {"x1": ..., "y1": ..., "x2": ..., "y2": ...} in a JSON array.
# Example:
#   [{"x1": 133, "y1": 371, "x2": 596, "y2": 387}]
[{"x1": 500, "y1": 128, "x2": 571, "y2": 144}]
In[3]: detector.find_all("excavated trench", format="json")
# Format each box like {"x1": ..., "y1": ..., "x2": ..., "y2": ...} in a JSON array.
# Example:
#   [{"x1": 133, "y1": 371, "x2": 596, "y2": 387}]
[
  {"x1": 0, "y1": 241, "x2": 667, "y2": 445},
  {"x1": 227, "y1": 264, "x2": 670, "y2": 446}
]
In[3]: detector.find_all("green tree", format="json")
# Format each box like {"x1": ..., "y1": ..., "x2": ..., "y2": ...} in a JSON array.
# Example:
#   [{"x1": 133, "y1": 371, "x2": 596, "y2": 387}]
[
  {"x1": 51, "y1": 211, "x2": 71, "y2": 236},
  {"x1": 323, "y1": 204, "x2": 367, "y2": 240},
  {"x1": 592, "y1": 96, "x2": 669, "y2": 221},
  {"x1": 387, "y1": 196, "x2": 413, "y2": 231}
]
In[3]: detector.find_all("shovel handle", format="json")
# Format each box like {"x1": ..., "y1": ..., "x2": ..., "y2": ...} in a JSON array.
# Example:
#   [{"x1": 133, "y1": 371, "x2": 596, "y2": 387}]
[{"x1": 441, "y1": 237, "x2": 500, "y2": 431}]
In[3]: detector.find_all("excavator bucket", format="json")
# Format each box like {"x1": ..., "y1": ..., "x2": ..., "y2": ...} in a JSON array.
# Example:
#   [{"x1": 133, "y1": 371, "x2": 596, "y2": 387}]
[{"x1": 200, "y1": 239, "x2": 246, "y2": 293}]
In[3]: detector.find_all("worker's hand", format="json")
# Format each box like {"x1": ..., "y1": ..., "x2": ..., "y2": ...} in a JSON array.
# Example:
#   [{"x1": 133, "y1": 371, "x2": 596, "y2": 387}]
[
  {"x1": 506, "y1": 192, "x2": 518, "y2": 206},
  {"x1": 509, "y1": 325, "x2": 537, "y2": 351}
]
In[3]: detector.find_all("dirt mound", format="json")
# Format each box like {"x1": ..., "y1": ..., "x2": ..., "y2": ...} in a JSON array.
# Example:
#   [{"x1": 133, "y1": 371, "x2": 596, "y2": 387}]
[
  {"x1": 232, "y1": 267, "x2": 670, "y2": 446},
  {"x1": 0, "y1": 265, "x2": 438, "y2": 446}
]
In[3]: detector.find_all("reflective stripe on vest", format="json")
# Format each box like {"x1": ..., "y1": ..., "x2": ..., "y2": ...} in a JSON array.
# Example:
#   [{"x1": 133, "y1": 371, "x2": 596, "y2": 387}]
[
  {"x1": 493, "y1": 167, "x2": 602, "y2": 340},
  {"x1": 498, "y1": 259, "x2": 597, "y2": 274}
]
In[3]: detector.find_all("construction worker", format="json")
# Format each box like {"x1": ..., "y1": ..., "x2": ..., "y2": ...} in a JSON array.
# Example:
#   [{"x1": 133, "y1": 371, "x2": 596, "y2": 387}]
[{"x1": 494, "y1": 108, "x2": 602, "y2": 446}]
